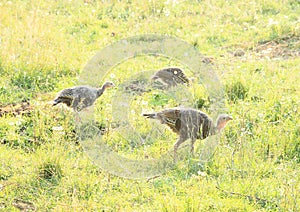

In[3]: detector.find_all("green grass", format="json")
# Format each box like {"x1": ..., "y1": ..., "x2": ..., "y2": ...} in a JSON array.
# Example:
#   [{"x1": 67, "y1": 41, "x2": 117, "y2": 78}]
[{"x1": 0, "y1": 0, "x2": 300, "y2": 211}]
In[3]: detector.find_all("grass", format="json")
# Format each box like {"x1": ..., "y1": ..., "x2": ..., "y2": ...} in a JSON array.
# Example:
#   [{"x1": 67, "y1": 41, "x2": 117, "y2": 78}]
[{"x1": 0, "y1": 0, "x2": 300, "y2": 211}]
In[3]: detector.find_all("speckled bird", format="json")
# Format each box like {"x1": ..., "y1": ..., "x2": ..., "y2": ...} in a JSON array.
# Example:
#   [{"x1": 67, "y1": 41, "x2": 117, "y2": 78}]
[
  {"x1": 53, "y1": 82, "x2": 115, "y2": 111},
  {"x1": 143, "y1": 108, "x2": 232, "y2": 159},
  {"x1": 124, "y1": 67, "x2": 189, "y2": 94},
  {"x1": 152, "y1": 67, "x2": 189, "y2": 88}
]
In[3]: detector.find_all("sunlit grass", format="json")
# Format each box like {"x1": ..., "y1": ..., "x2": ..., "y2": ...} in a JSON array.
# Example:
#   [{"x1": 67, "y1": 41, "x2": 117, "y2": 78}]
[{"x1": 0, "y1": 0, "x2": 299, "y2": 210}]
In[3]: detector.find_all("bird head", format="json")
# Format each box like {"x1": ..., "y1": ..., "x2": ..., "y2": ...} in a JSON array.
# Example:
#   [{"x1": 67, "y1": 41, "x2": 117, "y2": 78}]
[
  {"x1": 216, "y1": 114, "x2": 232, "y2": 132},
  {"x1": 102, "y1": 82, "x2": 115, "y2": 89}
]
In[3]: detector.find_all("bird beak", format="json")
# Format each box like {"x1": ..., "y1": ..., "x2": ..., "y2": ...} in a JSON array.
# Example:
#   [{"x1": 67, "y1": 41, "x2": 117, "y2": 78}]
[{"x1": 227, "y1": 116, "x2": 233, "y2": 121}]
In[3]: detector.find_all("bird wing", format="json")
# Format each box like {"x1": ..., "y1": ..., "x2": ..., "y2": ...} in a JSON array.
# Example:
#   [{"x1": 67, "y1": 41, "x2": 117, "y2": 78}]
[
  {"x1": 158, "y1": 108, "x2": 182, "y2": 133},
  {"x1": 199, "y1": 114, "x2": 212, "y2": 139},
  {"x1": 57, "y1": 88, "x2": 75, "y2": 99},
  {"x1": 53, "y1": 88, "x2": 76, "y2": 106}
]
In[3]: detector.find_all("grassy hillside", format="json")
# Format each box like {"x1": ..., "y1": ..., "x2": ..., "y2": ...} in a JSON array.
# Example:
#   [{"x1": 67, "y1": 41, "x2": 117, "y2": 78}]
[{"x1": 0, "y1": 0, "x2": 299, "y2": 211}]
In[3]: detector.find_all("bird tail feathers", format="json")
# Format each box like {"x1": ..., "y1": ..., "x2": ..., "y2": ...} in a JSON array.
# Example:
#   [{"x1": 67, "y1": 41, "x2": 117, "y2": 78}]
[
  {"x1": 52, "y1": 99, "x2": 61, "y2": 106},
  {"x1": 143, "y1": 113, "x2": 157, "y2": 119}
]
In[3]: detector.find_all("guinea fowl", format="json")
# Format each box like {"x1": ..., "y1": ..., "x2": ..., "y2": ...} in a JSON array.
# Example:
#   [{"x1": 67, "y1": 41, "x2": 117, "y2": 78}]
[
  {"x1": 143, "y1": 108, "x2": 232, "y2": 159},
  {"x1": 53, "y1": 82, "x2": 115, "y2": 111},
  {"x1": 152, "y1": 67, "x2": 189, "y2": 88}
]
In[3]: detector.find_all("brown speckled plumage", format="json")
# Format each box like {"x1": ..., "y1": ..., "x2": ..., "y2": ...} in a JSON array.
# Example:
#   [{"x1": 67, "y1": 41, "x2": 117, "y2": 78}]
[
  {"x1": 143, "y1": 108, "x2": 232, "y2": 159},
  {"x1": 152, "y1": 67, "x2": 189, "y2": 88}
]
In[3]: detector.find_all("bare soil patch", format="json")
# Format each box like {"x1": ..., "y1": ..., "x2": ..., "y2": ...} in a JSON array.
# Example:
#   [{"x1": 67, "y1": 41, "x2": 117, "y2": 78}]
[
  {"x1": 0, "y1": 100, "x2": 33, "y2": 117},
  {"x1": 253, "y1": 35, "x2": 300, "y2": 59},
  {"x1": 226, "y1": 34, "x2": 300, "y2": 61},
  {"x1": 12, "y1": 199, "x2": 35, "y2": 211}
]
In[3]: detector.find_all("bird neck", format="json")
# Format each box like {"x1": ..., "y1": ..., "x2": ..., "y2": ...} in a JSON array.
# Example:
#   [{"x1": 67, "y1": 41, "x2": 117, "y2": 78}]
[
  {"x1": 210, "y1": 121, "x2": 222, "y2": 135},
  {"x1": 96, "y1": 85, "x2": 106, "y2": 97},
  {"x1": 210, "y1": 125, "x2": 218, "y2": 135}
]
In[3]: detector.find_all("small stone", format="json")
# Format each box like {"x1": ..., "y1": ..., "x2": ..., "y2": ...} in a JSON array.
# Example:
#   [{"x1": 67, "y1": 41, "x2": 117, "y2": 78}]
[{"x1": 234, "y1": 49, "x2": 245, "y2": 57}]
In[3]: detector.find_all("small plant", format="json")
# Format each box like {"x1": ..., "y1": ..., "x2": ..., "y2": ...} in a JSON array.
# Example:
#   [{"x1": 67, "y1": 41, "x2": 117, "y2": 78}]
[
  {"x1": 149, "y1": 93, "x2": 170, "y2": 107},
  {"x1": 38, "y1": 160, "x2": 63, "y2": 181},
  {"x1": 284, "y1": 127, "x2": 300, "y2": 162},
  {"x1": 225, "y1": 81, "x2": 248, "y2": 103},
  {"x1": 0, "y1": 166, "x2": 13, "y2": 181},
  {"x1": 207, "y1": 35, "x2": 227, "y2": 46},
  {"x1": 194, "y1": 97, "x2": 210, "y2": 109}
]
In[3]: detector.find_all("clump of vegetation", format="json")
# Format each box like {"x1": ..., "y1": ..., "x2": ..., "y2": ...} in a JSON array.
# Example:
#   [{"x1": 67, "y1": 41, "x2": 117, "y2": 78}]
[
  {"x1": 38, "y1": 160, "x2": 63, "y2": 181},
  {"x1": 149, "y1": 93, "x2": 170, "y2": 107},
  {"x1": 11, "y1": 69, "x2": 57, "y2": 92},
  {"x1": 194, "y1": 97, "x2": 210, "y2": 109},
  {"x1": 284, "y1": 127, "x2": 300, "y2": 162},
  {"x1": 225, "y1": 81, "x2": 249, "y2": 102},
  {"x1": 0, "y1": 164, "x2": 13, "y2": 181}
]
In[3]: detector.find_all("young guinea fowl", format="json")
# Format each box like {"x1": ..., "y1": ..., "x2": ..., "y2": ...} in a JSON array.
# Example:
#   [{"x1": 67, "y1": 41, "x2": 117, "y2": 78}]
[
  {"x1": 53, "y1": 82, "x2": 115, "y2": 111},
  {"x1": 151, "y1": 67, "x2": 189, "y2": 88},
  {"x1": 143, "y1": 108, "x2": 232, "y2": 159}
]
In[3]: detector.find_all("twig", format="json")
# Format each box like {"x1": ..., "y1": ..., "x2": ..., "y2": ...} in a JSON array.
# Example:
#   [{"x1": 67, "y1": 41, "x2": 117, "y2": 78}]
[{"x1": 146, "y1": 175, "x2": 160, "y2": 182}]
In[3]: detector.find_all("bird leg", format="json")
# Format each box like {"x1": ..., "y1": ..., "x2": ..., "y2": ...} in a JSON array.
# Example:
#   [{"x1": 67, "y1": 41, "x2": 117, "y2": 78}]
[
  {"x1": 173, "y1": 137, "x2": 186, "y2": 162},
  {"x1": 190, "y1": 138, "x2": 196, "y2": 155}
]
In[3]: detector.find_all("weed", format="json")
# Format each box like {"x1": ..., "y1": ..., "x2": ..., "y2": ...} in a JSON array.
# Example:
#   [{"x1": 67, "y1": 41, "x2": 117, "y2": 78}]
[
  {"x1": 38, "y1": 160, "x2": 63, "y2": 181},
  {"x1": 225, "y1": 81, "x2": 248, "y2": 103}
]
